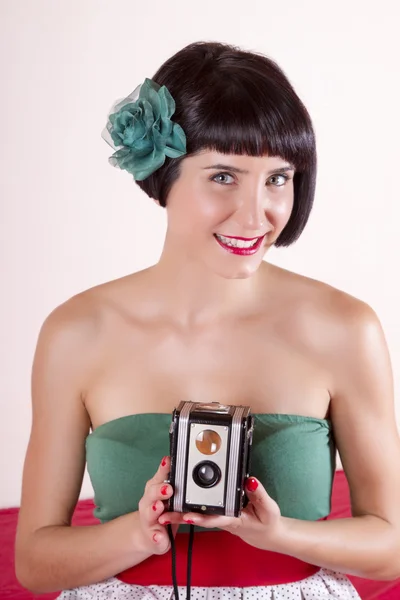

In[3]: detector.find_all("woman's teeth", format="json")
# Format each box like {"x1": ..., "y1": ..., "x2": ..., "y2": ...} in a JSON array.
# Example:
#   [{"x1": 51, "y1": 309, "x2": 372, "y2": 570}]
[{"x1": 215, "y1": 234, "x2": 260, "y2": 248}]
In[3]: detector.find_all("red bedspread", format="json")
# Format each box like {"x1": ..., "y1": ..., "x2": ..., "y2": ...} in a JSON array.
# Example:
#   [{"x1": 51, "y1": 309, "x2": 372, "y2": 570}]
[{"x1": 1, "y1": 471, "x2": 399, "y2": 599}]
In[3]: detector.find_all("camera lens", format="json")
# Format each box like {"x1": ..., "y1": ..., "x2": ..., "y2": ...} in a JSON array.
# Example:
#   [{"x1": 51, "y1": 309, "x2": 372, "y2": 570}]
[
  {"x1": 193, "y1": 461, "x2": 221, "y2": 488},
  {"x1": 195, "y1": 429, "x2": 222, "y2": 455}
]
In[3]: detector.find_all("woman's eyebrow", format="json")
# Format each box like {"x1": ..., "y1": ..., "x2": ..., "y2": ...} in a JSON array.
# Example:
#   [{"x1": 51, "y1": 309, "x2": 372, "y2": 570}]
[{"x1": 203, "y1": 163, "x2": 295, "y2": 175}]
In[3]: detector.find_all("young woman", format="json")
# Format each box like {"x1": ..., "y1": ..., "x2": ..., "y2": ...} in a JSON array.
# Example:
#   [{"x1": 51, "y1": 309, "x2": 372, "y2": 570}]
[{"x1": 15, "y1": 41, "x2": 400, "y2": 599}]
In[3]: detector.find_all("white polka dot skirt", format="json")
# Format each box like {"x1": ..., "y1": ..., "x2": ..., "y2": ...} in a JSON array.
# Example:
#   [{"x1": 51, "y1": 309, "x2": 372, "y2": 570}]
[{"x1": 56, "y1": 568, "x2": 361, "y2": 599}]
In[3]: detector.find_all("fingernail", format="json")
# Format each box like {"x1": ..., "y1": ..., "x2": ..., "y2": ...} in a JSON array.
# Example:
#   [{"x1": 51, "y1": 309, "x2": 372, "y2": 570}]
[
  {"x1": 246, "y1": 477, "x2": 258, "y2": 492},
  {"x1": 161, "y1": 457, "x2": 167, "y2": 467},
  {"x1": 153, "y1": 533, "x2": 159, "y2": 543},
  {"x1": 184, "y1": 519, "x2": 195, "y2": 524},
  {"x1": 161, "y1": 485, "x2": 169, "y2": 496},
  {"x1": 152, "y1": 503, "x2": 158, "y2": 511},
  {"x1": 162, "y1": 520, "x2": 171, "y2": 525}
]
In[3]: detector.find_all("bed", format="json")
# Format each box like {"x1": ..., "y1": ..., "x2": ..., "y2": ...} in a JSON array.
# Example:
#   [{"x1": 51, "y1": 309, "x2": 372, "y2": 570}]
[{"x1": 1, "y1": 471, "x2": 399, "y2": 599}]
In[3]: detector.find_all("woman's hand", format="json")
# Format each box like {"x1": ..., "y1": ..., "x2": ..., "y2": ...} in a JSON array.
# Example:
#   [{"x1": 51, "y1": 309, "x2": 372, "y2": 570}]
[
  {"x1": 136, "y1": 456, "x2": 179, "y2": 555},
  {"x1": 158, "y1": 477, "x2": 284, "y2": 551}
]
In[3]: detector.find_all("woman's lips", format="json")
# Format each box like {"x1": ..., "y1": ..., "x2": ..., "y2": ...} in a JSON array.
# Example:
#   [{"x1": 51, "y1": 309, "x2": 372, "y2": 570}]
[{"x1": 214, "y1": 234, "x2": 266, "y2": 256}]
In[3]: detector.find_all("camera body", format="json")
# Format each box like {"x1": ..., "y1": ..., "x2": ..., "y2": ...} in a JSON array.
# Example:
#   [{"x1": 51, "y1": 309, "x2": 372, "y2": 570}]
[{"x1": 167, "y1": 401, "x2": 254, "y2": 517}]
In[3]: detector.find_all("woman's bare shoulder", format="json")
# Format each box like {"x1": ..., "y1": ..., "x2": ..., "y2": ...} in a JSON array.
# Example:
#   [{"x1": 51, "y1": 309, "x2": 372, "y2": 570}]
[
  {"x1": 42, "y1": 272, "x2": 142, "y2": 335},
  {"x1": 268, "y1": 262, "x2": 374, "y2": 318},
  {"x1": 264, "y1": 263, "x2": 382, "y2": 363}
]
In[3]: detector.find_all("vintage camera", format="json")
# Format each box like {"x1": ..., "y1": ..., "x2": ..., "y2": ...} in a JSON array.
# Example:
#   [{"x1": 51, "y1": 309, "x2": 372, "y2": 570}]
[{"x1": 167, "y1": 401, "x2": 254, "y2": 517}]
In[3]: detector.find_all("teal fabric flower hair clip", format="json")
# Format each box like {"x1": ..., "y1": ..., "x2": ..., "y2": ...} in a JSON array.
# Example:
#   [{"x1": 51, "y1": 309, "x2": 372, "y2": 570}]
[{"x1": 102, "y1": 78, "x2": 187, "y2": 181}]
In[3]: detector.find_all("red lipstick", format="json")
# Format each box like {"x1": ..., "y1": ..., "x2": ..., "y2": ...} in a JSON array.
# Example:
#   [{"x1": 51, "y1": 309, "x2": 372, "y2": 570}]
[{"x1": 214, "y1": 234, "x2": 265, "y2": 256}]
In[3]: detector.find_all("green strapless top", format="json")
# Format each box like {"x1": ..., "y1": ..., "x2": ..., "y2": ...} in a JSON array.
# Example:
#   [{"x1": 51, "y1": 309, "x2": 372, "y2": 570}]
[{"x1": 85, "y1": 413, "x2": 336, "y2": 527}]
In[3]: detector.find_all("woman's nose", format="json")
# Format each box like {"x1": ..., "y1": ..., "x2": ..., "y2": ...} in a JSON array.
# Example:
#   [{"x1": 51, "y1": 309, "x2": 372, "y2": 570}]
[{"x1": 233, "y1": 195, "x2": 268, "y2": 232}]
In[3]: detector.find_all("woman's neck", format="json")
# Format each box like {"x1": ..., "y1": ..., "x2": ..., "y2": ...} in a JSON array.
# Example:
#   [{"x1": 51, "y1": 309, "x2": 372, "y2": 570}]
[{"x1": 142, "y1": 255, "x2": 270, "y2": 327}]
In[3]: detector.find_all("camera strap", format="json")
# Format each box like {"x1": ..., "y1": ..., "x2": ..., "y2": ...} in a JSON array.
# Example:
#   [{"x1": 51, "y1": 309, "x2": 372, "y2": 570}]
[{"x1": 167, "y1": 523, "x2": 195, "y2": 600}]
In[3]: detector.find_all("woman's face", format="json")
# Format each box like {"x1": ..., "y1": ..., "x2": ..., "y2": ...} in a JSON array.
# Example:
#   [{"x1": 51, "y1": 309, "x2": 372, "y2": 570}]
[{"x1": 163, "y1": 150, "x2": 295, "y2": 279}]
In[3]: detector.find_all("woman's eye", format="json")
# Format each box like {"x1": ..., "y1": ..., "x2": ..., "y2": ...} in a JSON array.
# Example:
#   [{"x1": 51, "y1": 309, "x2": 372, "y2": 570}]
[
  {"x1": 211, "y1": 172, "x2": 235, "y2": 185},
  {"x1": 268, "y1": 174, "x2": 289, "y2": 187},
  {"x1": 211, "y1": 172, "x2": 290, "y2": 186}
]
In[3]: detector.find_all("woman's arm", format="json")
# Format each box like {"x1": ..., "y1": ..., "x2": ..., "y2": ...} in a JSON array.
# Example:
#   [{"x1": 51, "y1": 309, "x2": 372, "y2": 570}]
[
  {"x1": 272, "y1": 297, "x2": 400, "y2": 580},
  {"x1": 15, "y1": 298, "x2": 153, "y2": 594}
]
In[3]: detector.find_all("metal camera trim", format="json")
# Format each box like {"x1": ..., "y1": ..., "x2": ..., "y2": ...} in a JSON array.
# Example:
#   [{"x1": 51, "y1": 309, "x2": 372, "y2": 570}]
[{"x1": 192, "y1": 402, "x2": 231, "y2": 414}]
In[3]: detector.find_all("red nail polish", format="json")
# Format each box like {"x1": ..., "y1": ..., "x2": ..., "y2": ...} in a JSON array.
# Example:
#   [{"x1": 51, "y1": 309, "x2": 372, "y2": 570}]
[
  {"x1": 185, "y1": 519, "x2": 195, "y2": 524},
  {"x1": 152, "y1": 503, "x2": 157, "y2": 511},
  {"x1": 161, "y1": 457, "x2": 167, "y2": 467},
  {"x1": 163, "y1": 520, "x2": 171, "y2": 525},
  {"x1": 161, "y1": 485, "x2": 169, "y2": 496},
  {"x1": 246, "y1": 477, "x2": 258, "y2": 492}
]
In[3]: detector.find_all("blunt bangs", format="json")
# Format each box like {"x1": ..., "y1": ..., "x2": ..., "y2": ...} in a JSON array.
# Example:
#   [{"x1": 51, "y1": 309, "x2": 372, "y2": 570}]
[{"x1": 183, "y1": 77, "x2": 314, "y2": 174}]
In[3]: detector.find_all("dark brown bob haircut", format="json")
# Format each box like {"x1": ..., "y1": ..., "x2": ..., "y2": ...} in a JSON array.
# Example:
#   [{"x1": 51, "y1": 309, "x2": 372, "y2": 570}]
[{"x1": 136, "y1": 41, "x2": 317, "y2": 247}]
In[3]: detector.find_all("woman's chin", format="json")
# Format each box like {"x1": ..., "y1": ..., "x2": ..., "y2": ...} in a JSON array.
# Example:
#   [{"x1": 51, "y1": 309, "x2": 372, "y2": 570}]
[{"x1": 212, "y1": 261, "x2": 264, "y2": 280}]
